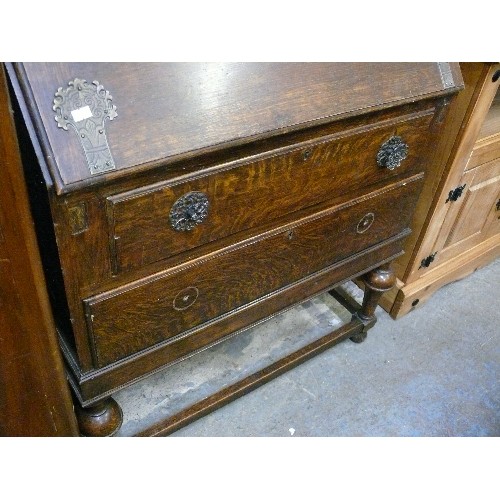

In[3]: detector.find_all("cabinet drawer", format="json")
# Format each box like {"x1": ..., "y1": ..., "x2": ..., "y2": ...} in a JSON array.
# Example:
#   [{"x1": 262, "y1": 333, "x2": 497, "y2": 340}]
[
  {"x1": 107, "y1": 111, "x2": 433, "y2": 273},
  {"x1": 88, "y1": 176, "x2": 423, "y2": 367}
]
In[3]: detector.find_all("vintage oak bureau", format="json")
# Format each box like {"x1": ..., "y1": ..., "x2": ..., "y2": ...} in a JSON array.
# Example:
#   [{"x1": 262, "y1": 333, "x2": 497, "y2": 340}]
[{"x1": 7, "y1": 63, "x2": 463, "y2": 436}]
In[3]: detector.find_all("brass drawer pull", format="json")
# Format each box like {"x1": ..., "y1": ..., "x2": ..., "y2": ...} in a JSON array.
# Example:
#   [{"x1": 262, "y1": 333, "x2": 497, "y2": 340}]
[
  {"x1": 169, "y1": 191, "x2": 209, "y2": 231},
  {"x1": 377, "y1": 136, "x2": 409, "y2": 170}
]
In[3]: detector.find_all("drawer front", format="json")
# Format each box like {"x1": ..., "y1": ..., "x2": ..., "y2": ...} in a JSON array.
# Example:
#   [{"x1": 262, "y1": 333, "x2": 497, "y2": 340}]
[
  {"x1": 107, "y1": 110, "x2": 434, "y2": 273},
  {"x1": 87, "y1": 176, "x2": 423, "y2": 367}
]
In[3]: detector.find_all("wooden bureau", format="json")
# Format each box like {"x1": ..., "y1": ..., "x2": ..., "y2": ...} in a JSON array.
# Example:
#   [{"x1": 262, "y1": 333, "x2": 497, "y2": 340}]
[{"x1": 7, "y1": 63, "x2": 463, "y2": 436}]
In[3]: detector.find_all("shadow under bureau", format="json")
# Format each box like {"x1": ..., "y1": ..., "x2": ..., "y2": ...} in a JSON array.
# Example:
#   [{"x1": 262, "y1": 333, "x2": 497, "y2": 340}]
[{"x1": 7, "y1": 63, "x2": 463, "y2": 436}]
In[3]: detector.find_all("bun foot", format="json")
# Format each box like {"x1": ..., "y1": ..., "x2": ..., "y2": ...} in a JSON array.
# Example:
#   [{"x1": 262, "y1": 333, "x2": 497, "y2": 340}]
[
  {"x1": 75, "y1": 397, "x2": 123, "y2": 437},
  {"x1": 350, "y1": 331, "x2": 368, "y2": 343}
]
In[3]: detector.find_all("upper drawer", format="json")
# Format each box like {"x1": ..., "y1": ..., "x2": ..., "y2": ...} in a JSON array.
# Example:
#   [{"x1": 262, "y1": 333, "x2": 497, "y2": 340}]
[
  {"x1": 107, "y1": 110, "x2": 434, "y2": 273},
  {"x1": 89, "y1": 175, "x2": 423, "y2": 367}
]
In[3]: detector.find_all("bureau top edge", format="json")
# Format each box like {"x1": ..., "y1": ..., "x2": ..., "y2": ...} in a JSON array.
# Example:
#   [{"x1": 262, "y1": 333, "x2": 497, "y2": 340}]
[{"x1": 7, "y1": 62, "x2": 463, "y2": 196}]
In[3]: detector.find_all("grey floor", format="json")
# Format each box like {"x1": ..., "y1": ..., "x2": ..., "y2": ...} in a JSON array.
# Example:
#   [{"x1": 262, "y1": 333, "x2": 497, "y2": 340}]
[{"x1": 114, "y1": 257, "x2": 499, "y2": 437}]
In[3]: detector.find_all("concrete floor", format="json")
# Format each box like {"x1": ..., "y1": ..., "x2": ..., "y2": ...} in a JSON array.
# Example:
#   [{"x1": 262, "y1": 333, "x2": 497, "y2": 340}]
[{"x1": 114, "y1": 257, "x2": 499, "y2": 437}]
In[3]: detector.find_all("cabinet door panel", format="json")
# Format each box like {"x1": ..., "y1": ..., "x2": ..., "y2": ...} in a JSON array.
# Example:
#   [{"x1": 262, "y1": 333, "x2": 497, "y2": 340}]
[
  {"x1": 440, "y1": 158, "x2": 500, "y2": 260},
  {"x1": 404, "y1": 64, "x2": 500, "y2": 283}
]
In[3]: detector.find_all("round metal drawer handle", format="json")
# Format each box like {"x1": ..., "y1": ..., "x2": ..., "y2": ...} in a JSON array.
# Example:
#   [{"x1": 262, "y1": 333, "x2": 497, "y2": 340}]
[
  {"x1": 357, "y1": 212, "x2": 375, "y2": 233},
  {"x1": 169, "y1": 191, "x2": 209, "y2": 232},
  {"x1": 173, "y1": 286, "x2": 199, "y2": 311},
  {"x1": 376, "y1": 136, "x2": 409, "y2": 170}
]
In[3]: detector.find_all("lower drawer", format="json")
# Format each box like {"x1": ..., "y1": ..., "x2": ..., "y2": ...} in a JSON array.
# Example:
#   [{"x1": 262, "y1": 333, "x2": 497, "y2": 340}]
[{"x1": 85, "y1": 176, "x2": 423, "y2": 367}]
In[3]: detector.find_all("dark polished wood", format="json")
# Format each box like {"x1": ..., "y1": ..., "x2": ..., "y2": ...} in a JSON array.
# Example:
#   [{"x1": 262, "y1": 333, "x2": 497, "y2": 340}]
[
  {"x1": 351, "y1": 263, "x2": 397, "y2": 343},
  {"x1": 67, "y1": 235, "x2": 408, "y2": 405},
  {"x1": 108, "y1": 111, "x2": 432, "y2": 273},
  {"x1": 6, "y1": 63, "x2": 463, "y2": 435},
  {"x1": 74, "y1": 397, "x2": 122, "y2": 437},
  {"x1": 89, "y1": 177, "x2": 422, "y2": 367},
  {"x1": 17, "y1": 62, "x2": 461, "y2": 193},
  {"x1": 0, "y1": 66, "x2": 78, "y2": 436}
]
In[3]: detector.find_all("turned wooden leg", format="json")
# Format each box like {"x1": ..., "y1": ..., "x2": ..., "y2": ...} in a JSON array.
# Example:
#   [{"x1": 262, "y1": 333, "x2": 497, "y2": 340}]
[
  {"x1": 74, "y1": 397, "x2": 123, "y2": 437},
  {"x1": 351, "y1": 263, "x2": 396, "y2": 343}
]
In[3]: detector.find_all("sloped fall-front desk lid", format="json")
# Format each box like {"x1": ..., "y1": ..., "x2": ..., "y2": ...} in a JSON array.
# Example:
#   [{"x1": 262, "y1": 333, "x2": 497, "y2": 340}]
[{"x1": 12, "y1": 62, "x2": 462, "y2": 194}]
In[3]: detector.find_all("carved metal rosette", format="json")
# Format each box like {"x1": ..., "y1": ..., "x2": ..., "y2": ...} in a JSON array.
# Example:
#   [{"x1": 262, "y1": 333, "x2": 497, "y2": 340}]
[
  {"x1": 53, "y1": 78, "x2": 117, "y2": 175},
  {"x1": 376, "y1": 136, "x2": 409, "y2": 170},
  {"x1": 169, "y1": 192, "x2": 209, "y2": 231}
]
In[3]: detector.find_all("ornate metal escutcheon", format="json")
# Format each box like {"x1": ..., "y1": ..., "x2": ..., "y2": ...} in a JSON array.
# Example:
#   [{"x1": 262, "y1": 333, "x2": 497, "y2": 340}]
[
  {"x1": 376, "y1": 136, "x2": 409, "y2": 170},
  {"x1": 169, "y1": 191, "x2": 209, "y2": 231},
  {"x1": 53, "y1": 78, "x2": 117, "y2": 175}
]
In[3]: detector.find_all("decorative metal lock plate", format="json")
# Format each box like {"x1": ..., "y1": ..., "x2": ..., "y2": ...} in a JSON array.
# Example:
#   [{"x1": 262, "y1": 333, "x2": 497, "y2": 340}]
[
  {"x1": 53, "y1": 78, "x2": 117, "y2": 175},
  {"x1": 376, "y1": 136, "x2": 409, "y2": 170},
  {"x1": 169, "y1": 192, "x2": 209, "y2": 231}
]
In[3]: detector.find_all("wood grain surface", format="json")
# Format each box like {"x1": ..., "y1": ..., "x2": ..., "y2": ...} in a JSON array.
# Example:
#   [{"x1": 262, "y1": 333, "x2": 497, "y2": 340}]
[
  {"x1": 88, "y1": 177, "x2": 422, "y2": 367},
  {"x1": 109, "y1": 110, "x2": 433, "y2": 273},
  {"x1": 6, "y1": 62, "x2": 463, "y2": 420},
  {"x1": 0, "y1": 66, "x2": 78, "y2": 436},
  {"x1": 18, "y1": 62, "x2": 460, "y2": 192}
]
